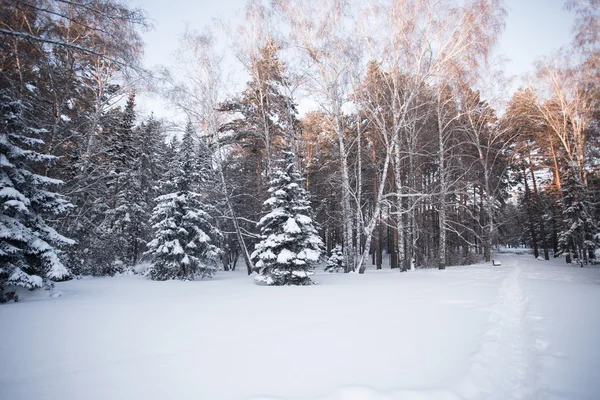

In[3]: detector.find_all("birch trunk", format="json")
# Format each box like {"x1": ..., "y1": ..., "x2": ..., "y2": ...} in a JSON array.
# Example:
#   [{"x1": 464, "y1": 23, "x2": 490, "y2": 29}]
[
  {"x1": 394, "y1": 135, "x2": 406, "y2": 271},
  {"x1": 357, "y1": 139, "x2": 394, "y2": 273}
]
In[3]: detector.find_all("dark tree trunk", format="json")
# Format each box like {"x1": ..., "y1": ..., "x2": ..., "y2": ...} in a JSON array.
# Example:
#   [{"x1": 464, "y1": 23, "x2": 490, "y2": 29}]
[
  {"x1": 522, "y1": 164, "x2": 539, "y2": 259},
  {"x1": 529, "y1": 156, "x2": 549, "y2": 260}
]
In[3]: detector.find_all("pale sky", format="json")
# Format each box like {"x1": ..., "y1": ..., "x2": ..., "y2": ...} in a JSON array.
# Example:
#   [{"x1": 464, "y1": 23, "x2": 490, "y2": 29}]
[{"x1": 133, "y1": 0, "x2": 576, "y2": 117}]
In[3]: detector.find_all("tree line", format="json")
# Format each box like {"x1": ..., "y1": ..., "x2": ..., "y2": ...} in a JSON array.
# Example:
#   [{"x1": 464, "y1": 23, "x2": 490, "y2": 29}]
[{"x1": 1, "y1": 0, "x2": 599, "y2": 297}]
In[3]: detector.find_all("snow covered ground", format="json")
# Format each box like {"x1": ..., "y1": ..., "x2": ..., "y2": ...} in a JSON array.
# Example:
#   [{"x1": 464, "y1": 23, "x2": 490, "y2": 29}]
[{"x1": 1, "y1": 254, "x2": 599, "y2": 400}]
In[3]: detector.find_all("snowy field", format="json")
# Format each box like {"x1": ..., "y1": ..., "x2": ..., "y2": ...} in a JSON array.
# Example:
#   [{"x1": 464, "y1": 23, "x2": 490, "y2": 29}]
[{"x1": 1, "y1": 254, "x2": 600, "y2": 400}]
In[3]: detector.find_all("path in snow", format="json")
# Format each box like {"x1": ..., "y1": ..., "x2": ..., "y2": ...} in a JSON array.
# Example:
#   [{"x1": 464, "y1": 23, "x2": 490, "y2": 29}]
[{"x1": 456, "y1": 256, "x2": 536, "y2": 399}]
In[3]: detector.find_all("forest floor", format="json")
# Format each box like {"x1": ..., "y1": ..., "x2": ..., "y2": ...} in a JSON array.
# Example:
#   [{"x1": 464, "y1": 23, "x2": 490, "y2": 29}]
[{"x1": 1, "y1": 254, "x2": 599, "y2": 400}]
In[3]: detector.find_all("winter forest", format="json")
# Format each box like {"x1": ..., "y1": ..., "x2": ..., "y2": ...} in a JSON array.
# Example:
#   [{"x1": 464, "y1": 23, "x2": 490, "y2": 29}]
[
  {"x1": 2, "y1": 0, "x2": 599, "y2": 293},
  {"x1": 2, "y1": 0, "x2": 600, "y2": 399}
]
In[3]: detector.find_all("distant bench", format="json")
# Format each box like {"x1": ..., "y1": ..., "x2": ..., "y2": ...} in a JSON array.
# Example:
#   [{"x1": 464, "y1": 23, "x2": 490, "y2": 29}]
[{"x1": 492, "y1": 260, "x2": 502, "y2": 266}]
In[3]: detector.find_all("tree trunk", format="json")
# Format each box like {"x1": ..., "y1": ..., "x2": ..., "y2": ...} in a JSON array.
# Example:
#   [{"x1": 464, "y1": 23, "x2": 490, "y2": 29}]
[
  {"x1": 529, "y1": 156, "x2": 549, "y2": 260},
  {"x1": 215, "y1": 139, "x2": 254, "y2": 275},
  {"x1": 437, "y1": 110, "x2": 447, "y2": 270},
  {"x1": 356, "y1": 121, "x2": 364, "y2": 257},
  {"x1": 336, "y1": 116, "x2": 355, "y2": 272},
  {"x1": 357, "y1": 141, "x2": 394, "y2": 273},
  {"x1": 522, "y1": 164, "x2": 539, "y2": 258},
  {"x1": 394, "y1": 140, "x2": 406, "y2": 271}
]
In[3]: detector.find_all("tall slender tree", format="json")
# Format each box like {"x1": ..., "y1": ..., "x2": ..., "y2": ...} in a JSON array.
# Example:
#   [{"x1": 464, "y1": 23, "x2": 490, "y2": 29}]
[{"x1": 146, "y1": 124, "x2": 221, "y2": 281}]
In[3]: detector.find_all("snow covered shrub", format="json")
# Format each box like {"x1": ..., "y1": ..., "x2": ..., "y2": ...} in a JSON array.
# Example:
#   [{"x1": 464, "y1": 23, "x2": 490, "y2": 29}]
[
  {"x1": 325, "y1": 244, "x2": 344, "y2": 272},
  {"x1": 461, "y1": 251, "x2": 483, "y2": 265},
  {"x1": 0, "y1": 287, "x2": 18, "y2": 303},
  {"x1": 103, "y1": 260, "x2": 125, "y2": 277},
  {"x1": 1, "y1": 90, "x2": 74, "y2": 296},
  {"x1": 252, "y1": 151, "x2": 323, "y2": 285}
]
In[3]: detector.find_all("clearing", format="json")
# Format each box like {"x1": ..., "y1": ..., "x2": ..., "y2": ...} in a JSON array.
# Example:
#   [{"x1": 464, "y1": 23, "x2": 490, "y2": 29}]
[{"x1": 1, "y1": 254, "x2": 599, "y2": 400}]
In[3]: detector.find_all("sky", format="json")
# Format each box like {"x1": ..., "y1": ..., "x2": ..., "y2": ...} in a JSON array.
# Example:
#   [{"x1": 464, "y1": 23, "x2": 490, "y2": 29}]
[{"x1": 132, "y1": 0, "x2": 576, "y2": 118}]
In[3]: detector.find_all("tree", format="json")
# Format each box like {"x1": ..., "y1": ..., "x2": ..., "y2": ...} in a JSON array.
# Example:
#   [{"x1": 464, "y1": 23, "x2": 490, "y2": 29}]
[
  {"x1": 0, "y1": 89, "x2": 74, "y2": 299},
  {"x1": 527, "y1": 23, "x2": 599, "y2": 263},
  {"x1": 252, "y1": 150, "x2": 323, "y2": 285},
  {"x1": 217, "y1": 37, "x2": 301, "y2": 264},
  {"x1": 145, "y1": 124, "x2": 221, "y2": 281},
  {"x1": 100, "y1": 92, "x2": 150, "y2": 268},
  {"x1": 504, "y1": 88, "x2": 553, "y2": 259},
  {"x1": 558, "y1": 166, "x2": 599, "y2": 265},
  {"x1": 161, "y1": 27, "x2": 259, "y2": 275},
  {"x1": 325, "y1": 244, "x2": 344, "y2": 273},
  {"x1": 460, "y1": 87, "x2": 514, "y2": 262},
  {"x1": 275, "y1": 0, "x2": 361, "y2": 272},
  {"x1": 566, "y1": 0, "x2": 599, "y2": 60},
  {"x1": 220, "y1": 32, "x2": 291, "y2": 179},
  {"x1": 0, "y1": 0, "x2": 148, "y2": 276},
  {"x1": 0, "y1": 0, "x2": 147, "y2": 68},
  {"x1": 350, "y1": 0, "x2": 505, "y2": 271}
]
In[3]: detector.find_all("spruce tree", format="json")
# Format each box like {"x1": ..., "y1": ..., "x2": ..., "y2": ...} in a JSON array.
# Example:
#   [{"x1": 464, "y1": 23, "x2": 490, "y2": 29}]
[
  {"x1": 252, "y1": 150, "x2": 323, "y2": 285},
  {"x1": 325, "y1": 244, "x2": 344, "y2": 273},
  {"x1": 145, "y1": 123, "x2": 221, "y2": 280},
  {"x1": 0, "y1": 90, "x2": 74, "y2": 299},
  {"x1": 138, "y1": 114, "x2": 166, "y2": 207},
  {"x1": 102, "y1": 92, "x2": 150, "y2": 270}
]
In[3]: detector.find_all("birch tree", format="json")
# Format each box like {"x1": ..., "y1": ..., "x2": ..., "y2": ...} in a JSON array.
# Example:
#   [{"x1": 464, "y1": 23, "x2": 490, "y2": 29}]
[{"x1": 356, "y1": 0, "x2": 506, "y2": 269}]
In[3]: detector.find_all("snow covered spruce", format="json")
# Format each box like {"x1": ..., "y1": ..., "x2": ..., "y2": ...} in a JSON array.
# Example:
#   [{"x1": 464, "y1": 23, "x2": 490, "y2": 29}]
[
  {"x1": 145, "y1": 123, "x2": 221, "y2": 281},
  {"x1": 325, "y1": 244, "x2": 345, "y2": 273},
  {"x1": 251, "y1": 151, "x2": 323, "y2": 285},
  {"x1": 0, "y1": 90, "x2": 74, "y2": 302}
]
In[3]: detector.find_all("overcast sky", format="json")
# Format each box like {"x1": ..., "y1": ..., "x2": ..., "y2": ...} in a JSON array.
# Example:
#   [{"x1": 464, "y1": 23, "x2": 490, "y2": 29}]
[{"x1": 133, "y1": 0, "x2": 576, "y2": 117}]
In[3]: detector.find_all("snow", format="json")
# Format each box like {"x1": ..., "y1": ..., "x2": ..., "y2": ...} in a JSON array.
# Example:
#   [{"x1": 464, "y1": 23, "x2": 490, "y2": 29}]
[
  {"x1": 291, "y1": 270, "x2": 310, "y2": 278},
  {"x1": 3, "y1": 199, "x2": 29, "y2": 213},
  {"x1": 296, "y1": 214, "x2": 312, "y2": 225},
  {"x1": 277, "y1": 248, "x2": 295, "y2": 263},
  {"x1": 298, "y1": 248, "x2": 320, "y2": 261},
  {"x1": 1, "y1": 254, "x2": 599, "y2": 400},
  {"x1": 0, "y1": 153, "x2": 15, "y2": 167},
  {"x1": 283, "y1": 217, "x2": 301, "y2": 234},
  {"x1": 171, "y1": 240, "x2": 184, "y2": 255},
  {"x1": 45, "y1": 252, "x2": 71, "y2": 280},
  {"x1": 259, "y1": 207, "x2": 287, "y2": 225},
  {"x1": 7, "y1": 268, "x2": 43, "y2": 289},
  {"x1": 0, "y1": 186, "x2": 30, "y2": 205}
]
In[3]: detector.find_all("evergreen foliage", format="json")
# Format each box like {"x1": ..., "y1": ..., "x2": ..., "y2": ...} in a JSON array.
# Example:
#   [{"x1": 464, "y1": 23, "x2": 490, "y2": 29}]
[
  {"x1": 0, "y1": 90, "x2": 74, "y2": 298},
  {"x1": 102, "y1": 93, "x2": 149, "y2": 268},
  {"x1": 558, "y1": 167, "x2": 600, "y2": 265},
  {"x1": 145, "y1": 123, "x2": 221, "y2": 280},
  {"x1": 325, "y1": 244, "x2": 344, "y2": 273},
  {"x1": 252, "y1": 150, "x2": 323, "y2": 285}
]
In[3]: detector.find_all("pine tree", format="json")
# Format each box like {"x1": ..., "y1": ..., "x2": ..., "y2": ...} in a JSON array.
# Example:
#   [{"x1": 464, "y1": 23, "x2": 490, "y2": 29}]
[
  {"x1": 252, "y1": 150, "x2": 323, "y2": 285},
  {"x1": 558, "y1": 166, "x2": 600, "y2": 265},
  {"x1": 145, "y1": 123, "x2": 221, "y2": 280},
  {"x1": 325, "y1": 244, "x2": 344, "y2": 273},
  {"x1": 217, "y1": 39, "x2": 301, "y2": 267},
  {"x1": 0, "y1": 90, "x2": 74, "y2": 299}
]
